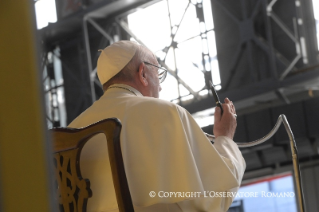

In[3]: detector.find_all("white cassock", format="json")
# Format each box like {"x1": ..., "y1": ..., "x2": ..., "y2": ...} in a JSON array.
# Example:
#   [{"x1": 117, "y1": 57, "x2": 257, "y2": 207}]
[{"x1": 68, "y1": 84, "x2": 246, "y2": 212}]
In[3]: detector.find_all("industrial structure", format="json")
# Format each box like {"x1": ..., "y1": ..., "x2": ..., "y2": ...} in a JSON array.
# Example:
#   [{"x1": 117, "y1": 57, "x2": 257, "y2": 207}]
[{"x1": 1, "y1": 0, "x2": 319, "y2": 211}]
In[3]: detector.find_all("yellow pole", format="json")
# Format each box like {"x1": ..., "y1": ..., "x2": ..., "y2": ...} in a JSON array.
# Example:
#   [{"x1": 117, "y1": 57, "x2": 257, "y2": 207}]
[{"x1": 0, "y1": 1, "x2": 52, "y2": 211}]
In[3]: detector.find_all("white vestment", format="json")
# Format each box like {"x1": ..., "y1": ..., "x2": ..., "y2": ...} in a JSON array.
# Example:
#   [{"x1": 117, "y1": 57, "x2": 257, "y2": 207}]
[{"x1": 68, "y1": 84, "x2": 246, "y2": 212}]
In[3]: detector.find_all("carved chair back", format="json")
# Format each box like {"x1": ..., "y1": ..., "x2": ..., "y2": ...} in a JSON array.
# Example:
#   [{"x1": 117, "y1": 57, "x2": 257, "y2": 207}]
[{"x1": 50, "y1": 118, "x2": 134, "y2": 212}]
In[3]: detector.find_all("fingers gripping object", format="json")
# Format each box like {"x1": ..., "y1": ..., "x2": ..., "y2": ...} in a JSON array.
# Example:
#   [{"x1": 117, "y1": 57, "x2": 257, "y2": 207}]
[{"x1": 209, "y1": 82, "x2": 237, "y2": 119}]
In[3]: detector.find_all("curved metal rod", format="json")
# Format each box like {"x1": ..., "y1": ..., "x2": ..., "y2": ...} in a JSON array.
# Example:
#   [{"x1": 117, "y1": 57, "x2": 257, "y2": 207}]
[
  {"x1": 205, "y1": 114, "x2": 305, "y2": 212},
  {"x1": 205, "y1": 115, "x2": 283, "y2": 148}
]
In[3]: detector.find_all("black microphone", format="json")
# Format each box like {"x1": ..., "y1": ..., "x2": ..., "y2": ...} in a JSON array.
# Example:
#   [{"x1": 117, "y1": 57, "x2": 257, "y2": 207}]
[{"x1": 209, "y1": 81, "x2": 223, "y2": 115}]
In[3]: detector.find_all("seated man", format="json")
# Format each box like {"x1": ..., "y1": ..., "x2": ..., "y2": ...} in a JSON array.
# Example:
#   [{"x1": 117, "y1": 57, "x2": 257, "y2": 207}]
[{"x1": 68, "y1": 40, "x2": 246, "y2": 212}]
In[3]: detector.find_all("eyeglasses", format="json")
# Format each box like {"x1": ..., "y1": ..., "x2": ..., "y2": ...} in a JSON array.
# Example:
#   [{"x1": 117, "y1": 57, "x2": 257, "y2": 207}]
[{"x1": 143, "y1": 61, "x2": 168, "y2": 83}]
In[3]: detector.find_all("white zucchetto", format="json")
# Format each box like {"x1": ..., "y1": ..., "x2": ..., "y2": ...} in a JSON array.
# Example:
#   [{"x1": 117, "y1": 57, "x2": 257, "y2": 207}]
[{"x1": 97, "y1": 40, "x2": 139, "y2": 85}]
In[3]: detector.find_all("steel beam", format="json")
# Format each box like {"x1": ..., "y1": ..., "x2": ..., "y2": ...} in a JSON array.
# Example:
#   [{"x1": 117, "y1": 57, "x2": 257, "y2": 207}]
[
  {"x1": 87, "y1": 17, "x2": 114, "y2": 43},
  {"x1": 83, "y1": 17, "x2": 96, "y2": 103},
  {"x1": 115, "y1": 18, "x2": 201, "y2": 99},
  {"x1": 184, "y1": 67, "x2": 319, "y2": 114}
]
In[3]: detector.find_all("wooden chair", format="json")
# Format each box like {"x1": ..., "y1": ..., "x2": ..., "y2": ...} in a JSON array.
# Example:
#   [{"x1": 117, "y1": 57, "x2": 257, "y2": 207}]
[{"x1": 50, "y1": 118, "x2": 134, "y2": 212}]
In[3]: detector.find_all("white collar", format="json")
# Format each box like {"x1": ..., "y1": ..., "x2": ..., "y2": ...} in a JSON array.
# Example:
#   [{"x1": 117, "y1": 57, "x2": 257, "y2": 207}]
[{"x1": 107, "y1": 84, "x2": 143, "y2": 97}]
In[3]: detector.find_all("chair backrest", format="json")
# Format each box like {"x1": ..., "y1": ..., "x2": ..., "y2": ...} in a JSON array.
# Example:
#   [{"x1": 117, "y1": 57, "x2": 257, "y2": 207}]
[{"x1": 50, "y1": 118, "x2": 134, "y2": 212}]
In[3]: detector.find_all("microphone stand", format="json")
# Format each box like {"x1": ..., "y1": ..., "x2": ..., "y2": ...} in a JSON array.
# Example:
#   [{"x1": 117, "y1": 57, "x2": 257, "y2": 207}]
[{"x1": 205, "y1": 114, "x2": 305, "y2": 212}]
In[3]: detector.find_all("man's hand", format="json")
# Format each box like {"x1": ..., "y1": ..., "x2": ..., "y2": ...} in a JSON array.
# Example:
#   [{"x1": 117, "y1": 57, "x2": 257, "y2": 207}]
[{"x1": 213, "y1": 98, "x2": 237, "y2": 140}]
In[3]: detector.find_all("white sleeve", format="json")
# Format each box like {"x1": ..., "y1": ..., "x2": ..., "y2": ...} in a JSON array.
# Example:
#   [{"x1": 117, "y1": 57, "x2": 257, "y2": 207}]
[
  {"x1": 175, "y1": 106, "x2": 246, "y2": 211},
  {"x1": 213, "y1": 136, "x2": 246, "y2": 184},
  {"x1": 176, "y1": 105, "x2": 246, "y2": 186}
]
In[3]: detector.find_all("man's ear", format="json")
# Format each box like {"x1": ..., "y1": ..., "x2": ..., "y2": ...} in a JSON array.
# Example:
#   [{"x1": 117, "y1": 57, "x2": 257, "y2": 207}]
[{"x1": 138, "y1": 62, "x2": 148, "y2": 86}]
